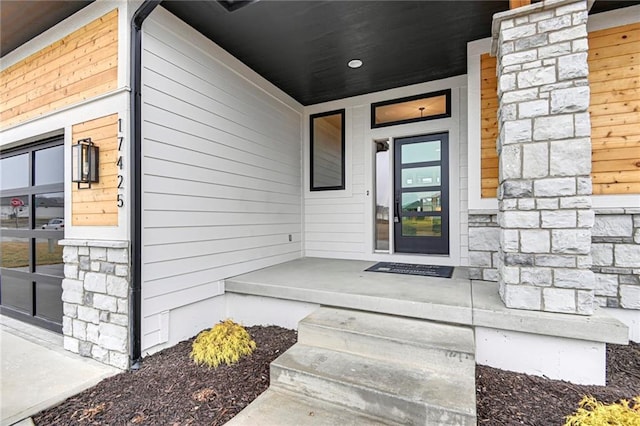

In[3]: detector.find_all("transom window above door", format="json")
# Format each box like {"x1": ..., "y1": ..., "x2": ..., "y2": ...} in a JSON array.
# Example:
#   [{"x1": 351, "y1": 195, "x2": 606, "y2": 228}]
[{"x1": 371, "y1": 89, "x2": 451, "y2": 128}]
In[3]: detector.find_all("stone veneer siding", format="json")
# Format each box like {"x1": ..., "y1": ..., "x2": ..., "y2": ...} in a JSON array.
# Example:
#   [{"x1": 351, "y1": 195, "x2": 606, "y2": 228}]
[
  {"x1": 592, "y1": 210, "x2": 640, "y2": 310},
  {"x1": 60, "y1": 239, "x2": 130, "y2": 369},
  {"x1": 468, "y1": 213, "x2": 500, "y2": 282},
  {"x1": 469, "y1": 211, "x2": 640, "y2": 311},
  {"x1": 492, "y1": 0, "x2": 596, "y2": 315}
]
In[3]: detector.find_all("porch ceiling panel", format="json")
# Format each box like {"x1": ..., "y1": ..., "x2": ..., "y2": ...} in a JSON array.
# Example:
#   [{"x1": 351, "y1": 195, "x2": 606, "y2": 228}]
[
  {"x1": 162, "y1": 0, "x2": 509, "y2": 106},
  {"x1": 1, "y1": 0, "x2": 638, "y2": 105}
]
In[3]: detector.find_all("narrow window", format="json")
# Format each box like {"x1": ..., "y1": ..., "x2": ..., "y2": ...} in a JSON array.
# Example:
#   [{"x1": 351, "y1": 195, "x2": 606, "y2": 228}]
[
  {"x1": 375, "y1": 140, "x2": 390, "y2": 252},
  {"x1": 371, "y1": 89, "x2": 451, "y2": 128},
  {"x1": 310, "y1": 109, "x2": 345, "y2": 191}
]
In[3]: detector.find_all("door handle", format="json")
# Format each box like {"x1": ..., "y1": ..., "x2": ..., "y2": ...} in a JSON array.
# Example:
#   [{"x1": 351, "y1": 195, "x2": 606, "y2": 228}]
[{"x1": 394, "y1": 197, "x2": 400, "y2": 223}]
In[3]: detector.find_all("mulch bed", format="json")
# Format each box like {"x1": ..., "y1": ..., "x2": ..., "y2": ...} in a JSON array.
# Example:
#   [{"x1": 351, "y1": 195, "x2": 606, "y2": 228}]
[
  {"x1": 477, "y1": 341, "x2": 640, "y2": 425},
  {"x1": 34, "y1": 327, "x2": 639, "y2": 426},
  {"x1": 33, "y1": 326, "x2": 297, "y2": 426}
]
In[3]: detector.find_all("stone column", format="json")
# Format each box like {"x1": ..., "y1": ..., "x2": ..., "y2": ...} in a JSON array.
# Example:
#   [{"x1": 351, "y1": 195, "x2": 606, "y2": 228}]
[
  {"x1": 492, "y1": 0, "x2": 595, "y2": 314},
  {"x1": 60, "y1": 239, "x2": 131, "y2": 369}
]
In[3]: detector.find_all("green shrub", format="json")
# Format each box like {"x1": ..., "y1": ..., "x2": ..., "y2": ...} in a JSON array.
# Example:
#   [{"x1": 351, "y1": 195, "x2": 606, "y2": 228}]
[
  {"x1": 564, "y1": 395, "x2": 640, "y2": 426},
  {"x1": 190, "y1": 319, "x2": 256, "y2": 368}
]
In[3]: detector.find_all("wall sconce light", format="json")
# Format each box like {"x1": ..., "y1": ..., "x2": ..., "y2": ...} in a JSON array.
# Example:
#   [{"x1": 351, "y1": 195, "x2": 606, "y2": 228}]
[{"x1": 72, "y1": 138, "x2": 99, "y2": 189}]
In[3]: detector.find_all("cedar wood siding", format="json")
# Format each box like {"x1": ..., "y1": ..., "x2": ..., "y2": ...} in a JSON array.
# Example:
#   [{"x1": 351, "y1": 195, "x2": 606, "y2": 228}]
[
  {"x1": 589, "y1": 22, "x2": 640, "y2": 195},
  {"x1": 71, "y1": 114, "x2": 119, "y2": 226},
  {"x1": 1, "y1": 10, "x2": 118, "y2": 130},
  {"x1": 480, "y1": 22, "x2": 640, "y2": 197}
]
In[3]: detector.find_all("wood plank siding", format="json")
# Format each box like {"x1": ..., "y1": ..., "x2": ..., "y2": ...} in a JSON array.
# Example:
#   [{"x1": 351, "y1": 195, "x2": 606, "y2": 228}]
[
  {"x1": 71, "y1": 114, "x2": 119, "y2": 226},
  {"x1": 0, "y1": 9, "x2": 118, "y2": 129},
  {"x1": 141, "y1": 9, "x2": 301, "y2": 347},
  {"x1": 588, "y1": 22, "x2": 640, "y2": 195},
  {"x1": 480, "y1": 53, "x2": 499, "y2": 198},
  {"x1": 479, "y1": 22, "x2": 640, "y2": 197},
  {"x1": 510, "y1": 0, "x2": 531, "y2": 10}
]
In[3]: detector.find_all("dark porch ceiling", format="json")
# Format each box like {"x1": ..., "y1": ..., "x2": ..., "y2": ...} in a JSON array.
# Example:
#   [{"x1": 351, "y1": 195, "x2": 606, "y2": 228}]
[
  {"x1": 162, "y1": 0, "x2": 510, "y2": 106},
  {"x1": 1, "y1": 0, "x2": 638, "y2": 106}
]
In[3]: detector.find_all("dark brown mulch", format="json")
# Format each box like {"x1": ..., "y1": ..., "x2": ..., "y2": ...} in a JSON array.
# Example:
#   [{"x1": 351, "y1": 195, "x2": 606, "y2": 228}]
[
  {"x1": 35, "y1": 327, "x2": 638, "y2": 426},
  {"x1": 33, "y1": 326, "x2": 297, "y2": 426},
  {"x1": 476, "y1": 341, "x2": 640, "y2": 425}
]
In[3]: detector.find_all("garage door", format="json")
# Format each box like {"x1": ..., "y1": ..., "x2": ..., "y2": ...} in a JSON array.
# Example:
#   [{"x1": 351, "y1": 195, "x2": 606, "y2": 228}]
[{"x1": 0, "y1": 138, "x2": 65, "y2": 333}]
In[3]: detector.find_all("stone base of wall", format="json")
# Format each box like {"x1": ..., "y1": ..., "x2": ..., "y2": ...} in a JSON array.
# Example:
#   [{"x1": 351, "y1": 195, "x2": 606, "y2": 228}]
[
  {"x1": 592, "y1": 209, "x2": 640, "y2": 310},
  {"x1": 469, "y1": 209, "x2": 640, "y2": 312},
  {"x1": 60, "y1": 239, "x2": 131, "y2": 370},
  {"x1": 468, "y1": 213, "x2": 500, "y2": 281}
]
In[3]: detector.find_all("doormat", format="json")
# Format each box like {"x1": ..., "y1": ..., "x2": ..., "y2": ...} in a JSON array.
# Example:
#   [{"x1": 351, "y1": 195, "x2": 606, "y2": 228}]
[{"x1": 365, "y1": 262, "x2": 454, "y2": 278}]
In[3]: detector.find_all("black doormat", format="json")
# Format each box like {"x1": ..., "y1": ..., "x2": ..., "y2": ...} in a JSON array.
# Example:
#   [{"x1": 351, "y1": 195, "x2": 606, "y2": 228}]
[{"x1": 365, "y1": 262, "x2": 454, "y2": 278}]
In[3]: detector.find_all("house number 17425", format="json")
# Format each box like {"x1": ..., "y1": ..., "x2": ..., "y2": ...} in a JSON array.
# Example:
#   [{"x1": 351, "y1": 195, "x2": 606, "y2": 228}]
[{"x1": 117, "y1": 119, "x2": 125, "y2": 208}]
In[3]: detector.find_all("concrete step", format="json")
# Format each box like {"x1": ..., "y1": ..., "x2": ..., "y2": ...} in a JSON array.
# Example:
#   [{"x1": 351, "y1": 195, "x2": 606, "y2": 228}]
[
  {"x1": 271, "y1": 344, "x2": 476, "y2": 426},
  {"x1": 226, "y1": 389, "x2": 399, "y2": 426},
  {"x1": 298, "y1": 307, "x2": 475, "y2": 373}
]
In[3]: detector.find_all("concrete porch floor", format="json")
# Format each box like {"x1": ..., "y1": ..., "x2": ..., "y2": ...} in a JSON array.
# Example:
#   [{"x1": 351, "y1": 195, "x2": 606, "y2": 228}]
[
  {"x1": 0, "y1": 315, "x2": 119, "y2": 426},
  {"x1": 226, "y1": 257, "x2": 628, "y2": 345}
]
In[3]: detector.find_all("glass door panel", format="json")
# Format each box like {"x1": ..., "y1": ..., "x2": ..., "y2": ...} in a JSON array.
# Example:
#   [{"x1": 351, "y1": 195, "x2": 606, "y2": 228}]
[
  {"x1": 375, "y1": 141, "x2": 390, "y2": 251},
  {"x1": 401, "y1": 166, "x2": 441, "y2": 188},
  {"x1": 394, "y1": 133, "x2": 449, "y2": 254},
  {"x1": 401, "y1": 216, "x2": 442, "y2": 237},
  {"x1": 401, "y1": 140, "x2": 441, "y2": 164},
  {"x1": 401, "y1": 191, "x2": 442, "y2": 212}
]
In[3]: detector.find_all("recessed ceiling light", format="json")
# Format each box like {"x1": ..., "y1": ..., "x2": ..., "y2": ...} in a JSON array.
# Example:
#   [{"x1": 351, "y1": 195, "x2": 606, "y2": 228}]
[{"x1": 348, "y1": 59, "x2": 363, "y2": 69}]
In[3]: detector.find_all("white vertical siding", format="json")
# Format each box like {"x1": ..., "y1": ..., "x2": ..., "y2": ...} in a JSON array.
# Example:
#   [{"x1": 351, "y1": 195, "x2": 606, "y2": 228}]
[{"x1": 141, "y1": 8, "x2": 302, "y2": 350}]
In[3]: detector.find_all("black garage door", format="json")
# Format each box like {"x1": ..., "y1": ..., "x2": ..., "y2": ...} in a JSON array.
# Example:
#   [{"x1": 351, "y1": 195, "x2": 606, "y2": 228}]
[{"x1": 1, "y1": 137, "x2": 65, "y2": 332}]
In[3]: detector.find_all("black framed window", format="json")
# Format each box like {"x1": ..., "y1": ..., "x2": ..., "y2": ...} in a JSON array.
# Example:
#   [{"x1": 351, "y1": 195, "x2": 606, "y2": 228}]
[
  {"x1": 371, "y1": 89, "x2": 451, "y2": 128},
  {"x1": 310, "y1": 109, "x2": 345, "y2": 191}
]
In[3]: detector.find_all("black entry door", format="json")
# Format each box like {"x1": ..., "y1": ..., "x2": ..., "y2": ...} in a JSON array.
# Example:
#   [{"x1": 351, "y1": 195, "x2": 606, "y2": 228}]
[
  {"x1": 0, "y1": 138, "x2": 65, "y2": 333},
  {"x1": 394, "y1": 133, "x2": 449, "y2": 254}
]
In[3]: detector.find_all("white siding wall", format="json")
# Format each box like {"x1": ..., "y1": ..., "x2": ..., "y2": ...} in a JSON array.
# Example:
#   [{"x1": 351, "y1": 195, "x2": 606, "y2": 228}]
[
  {"x1": 304, "y1": 77, "x2": 468, "y2": 266},
  {"x1": 141, "y1": 8, "x2": 303, "y2": 351},
  {"x1": 306, "y1": 106, "x2": 367, "y2": 256}
]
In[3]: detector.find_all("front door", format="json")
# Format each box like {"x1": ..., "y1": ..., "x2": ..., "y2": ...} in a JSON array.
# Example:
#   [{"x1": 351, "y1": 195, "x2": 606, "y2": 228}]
[{"x1": 394, "y1": 133, "x2": 449, "y2": 254}]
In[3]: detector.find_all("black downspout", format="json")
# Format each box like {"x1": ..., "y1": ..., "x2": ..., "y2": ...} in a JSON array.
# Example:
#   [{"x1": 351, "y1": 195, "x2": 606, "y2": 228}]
[{"x1": 130, "y1": 0, "x2": 161, "y2": 370}]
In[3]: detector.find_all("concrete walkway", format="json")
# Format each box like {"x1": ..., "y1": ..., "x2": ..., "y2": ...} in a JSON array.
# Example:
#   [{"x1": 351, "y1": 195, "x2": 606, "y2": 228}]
[{"x1": 0, "y1": 315, "x2": 119, "y2": 426}]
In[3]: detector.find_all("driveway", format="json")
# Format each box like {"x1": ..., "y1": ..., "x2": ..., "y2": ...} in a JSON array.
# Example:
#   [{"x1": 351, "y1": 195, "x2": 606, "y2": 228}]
[{"x1": 1, "y1": 315, "x2": 119, "y2": 426}]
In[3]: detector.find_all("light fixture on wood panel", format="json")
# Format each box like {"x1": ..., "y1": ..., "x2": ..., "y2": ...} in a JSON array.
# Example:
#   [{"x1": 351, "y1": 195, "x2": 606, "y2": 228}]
[{"x1": 72, "y1": 138, "x2": 99, "y2": 189}]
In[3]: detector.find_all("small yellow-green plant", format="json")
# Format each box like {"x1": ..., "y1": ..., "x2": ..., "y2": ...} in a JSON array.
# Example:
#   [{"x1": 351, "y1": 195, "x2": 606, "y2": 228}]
[
  {"x1": 564, "y1": 395, "x2": 640, "y2": 426},
  {"x1": 190, "y1": 319, "x2": 256, "y2": 368}
]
